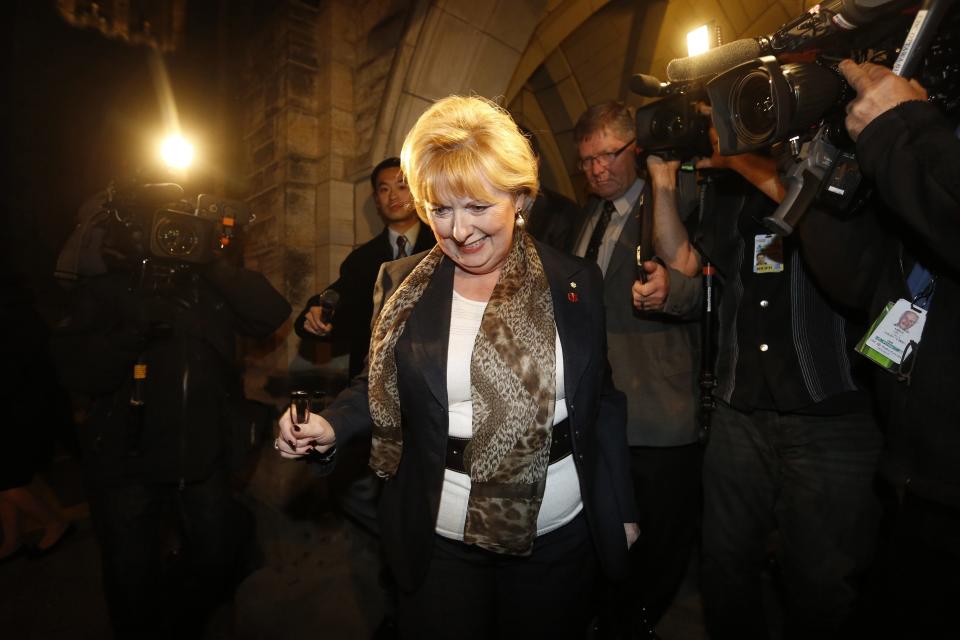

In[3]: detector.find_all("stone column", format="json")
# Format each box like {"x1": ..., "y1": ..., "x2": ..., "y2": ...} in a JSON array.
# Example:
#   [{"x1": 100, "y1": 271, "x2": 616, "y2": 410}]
[
  {"x1": 237, "y1": 0, "x2": 423, "y2": 395},
  {"x1": 239, "y1": 1, "x2": 359, "y2": 396}
]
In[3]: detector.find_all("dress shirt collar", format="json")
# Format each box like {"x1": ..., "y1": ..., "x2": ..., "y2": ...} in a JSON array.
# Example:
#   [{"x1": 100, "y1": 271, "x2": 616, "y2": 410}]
[
  {"x1": 388, "y1": 222, "x2": 421, "y2": 257},
  {"x1": 608, "y1": 177, "x2": 645, "y2": 217}
]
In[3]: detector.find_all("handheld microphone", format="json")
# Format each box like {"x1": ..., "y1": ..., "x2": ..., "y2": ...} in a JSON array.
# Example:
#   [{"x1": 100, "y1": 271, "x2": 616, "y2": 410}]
[{"x1": 316, "y1": 288, "x2": 340, "y2": 324}]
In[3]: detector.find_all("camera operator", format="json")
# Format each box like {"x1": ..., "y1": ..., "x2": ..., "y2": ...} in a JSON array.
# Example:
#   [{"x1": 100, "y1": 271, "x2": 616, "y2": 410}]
[
  {"x1": 800, "y1": 59, "x2": 960, "y2": 638},
  {"x1": 693, "y1": 104, "x2": 882, "y2": 639},
  {"x1": 52, "y1": 207, "x2": 291, "y2": 637}
]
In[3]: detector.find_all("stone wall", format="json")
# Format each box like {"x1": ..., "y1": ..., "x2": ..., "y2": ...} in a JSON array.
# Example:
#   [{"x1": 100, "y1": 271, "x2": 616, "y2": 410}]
[
  {"x1": 239, "y1": 0, "x2": 412, "y2": 396},
  {"x1": 237, "y1": 0, "x2": 818, "y2": 394}
]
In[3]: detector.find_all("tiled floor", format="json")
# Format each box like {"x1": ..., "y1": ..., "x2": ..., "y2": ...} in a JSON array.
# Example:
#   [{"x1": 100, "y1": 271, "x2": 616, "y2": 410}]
[{"x1": 0, "y1": 446, "x2": 709, "y2": 639}]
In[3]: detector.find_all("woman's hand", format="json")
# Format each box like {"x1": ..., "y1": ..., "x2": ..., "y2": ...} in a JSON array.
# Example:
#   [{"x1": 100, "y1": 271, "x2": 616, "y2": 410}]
[
  {"x1": 276, "y1": 407, "x2": 337, "y2": 460},
  {"x1": 624, "y1": 522, "x2": 640, "y2": 549}
]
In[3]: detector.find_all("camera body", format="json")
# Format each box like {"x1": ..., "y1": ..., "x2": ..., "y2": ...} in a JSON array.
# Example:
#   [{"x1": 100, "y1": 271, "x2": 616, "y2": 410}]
[
  {"x1": 634, "y1": 90, "x2": 714, "y2": 159},
  {"x1": 695, "y1": 2, "x2": 957, "y2": 156},
  {"x1": 706, "y1": 57, "x2": 848, "y2": 155},
  {"x1": 105, "y1": 184, "x2": 253, "y2": 266}
]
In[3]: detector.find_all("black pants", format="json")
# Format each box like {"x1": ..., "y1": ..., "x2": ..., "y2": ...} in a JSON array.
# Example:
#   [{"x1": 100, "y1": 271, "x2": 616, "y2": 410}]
[
  {"x1": 700, "y1": 405, "x2": 881, "y2": 640},
  {"x1": 860, "y1": 489, "x2": 960, "y2": 640},
  {"x1": 600, "y1": 443, "x2": 702, "y2": 635},
  {"x1": 398, "y1": 514, "x2": 598, "y2": 640},
  {"x1": 88, "y1": 467, "x2": 255, "y2": 639}
]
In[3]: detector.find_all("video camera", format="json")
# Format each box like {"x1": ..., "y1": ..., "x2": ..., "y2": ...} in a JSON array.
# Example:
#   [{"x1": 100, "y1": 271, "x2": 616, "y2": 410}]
[
  {"x1": 633, "y1": 0, "x2": 959, "y2": 234},
  {"x1": 102, "y1": 180, "x2": 254, "y2": 266},
  {"x1": 630, "y1": 76, "x2": 713, "y2": 160},
  {"x1": 55, "y1": 178, "x2": 256, "y2": 286}
]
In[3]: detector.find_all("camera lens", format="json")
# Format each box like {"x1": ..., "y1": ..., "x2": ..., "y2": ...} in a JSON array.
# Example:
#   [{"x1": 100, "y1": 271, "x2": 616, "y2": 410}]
[
  {"x1": 154, "y1": 214, "x2": 200, "y2": 258},
  {"x1": 731, "y1": 70, "x2": 776, "y2": 145}
]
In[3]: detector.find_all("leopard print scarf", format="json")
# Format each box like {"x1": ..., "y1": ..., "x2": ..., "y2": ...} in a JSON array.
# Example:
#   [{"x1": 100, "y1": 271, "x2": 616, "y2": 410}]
[{"x1": 368, "y1": 230, "x2": 557, "y2": 555}]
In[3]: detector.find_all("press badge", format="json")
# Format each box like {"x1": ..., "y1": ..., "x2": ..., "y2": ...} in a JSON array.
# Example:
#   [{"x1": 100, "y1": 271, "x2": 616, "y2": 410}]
[
  {"x1": 855, "y1": 298, "x2": 927, "y2": 373},
  {"x1": 753, "y1": 234, "x2": 784, "y2": 274}
]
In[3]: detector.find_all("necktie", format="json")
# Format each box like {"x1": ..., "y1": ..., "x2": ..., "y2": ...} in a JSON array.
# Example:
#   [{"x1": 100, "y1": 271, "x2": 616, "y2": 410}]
[
  {"x1": 395, "y1": 235, "x2": 408, "y2": 258},
  {"x1": 584, "y1": 200, "x2": 615, "y2": 264}
]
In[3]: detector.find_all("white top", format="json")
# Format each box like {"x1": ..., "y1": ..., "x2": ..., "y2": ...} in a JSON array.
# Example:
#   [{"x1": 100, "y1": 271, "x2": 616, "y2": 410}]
[
  {"x1": 435, "y1": 290, "x2": 582, "y2": 540},
  {"x1": 574, "y1": 178, "x2": 645, "y2": 275}
]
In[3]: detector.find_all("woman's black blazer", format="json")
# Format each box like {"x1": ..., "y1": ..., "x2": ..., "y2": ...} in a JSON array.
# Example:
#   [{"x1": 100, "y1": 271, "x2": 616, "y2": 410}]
[{"x1": 321, "y1": 239, "x2": 638, "y2": 592}]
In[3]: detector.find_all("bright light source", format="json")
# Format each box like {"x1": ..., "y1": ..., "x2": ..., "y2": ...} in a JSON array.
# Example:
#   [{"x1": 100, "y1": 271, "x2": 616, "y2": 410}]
[
  {"x1": 160, "y1": 134, "x2": 194, "y2": 170},
  {"x1": 687, "y1": 24, "x2": 711, "y2": 57}
]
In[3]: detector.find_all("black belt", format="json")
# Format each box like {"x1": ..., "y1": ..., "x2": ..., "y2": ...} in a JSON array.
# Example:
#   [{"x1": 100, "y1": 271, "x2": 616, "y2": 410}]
[{"x1": 445, "y1": 418, "x2": 573, "y2": 474}]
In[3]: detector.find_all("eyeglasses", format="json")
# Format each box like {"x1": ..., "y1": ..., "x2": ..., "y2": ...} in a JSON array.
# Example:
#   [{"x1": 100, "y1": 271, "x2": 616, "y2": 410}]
[{"x1": 578, "y1": 138, "x2": 636, "y2": 171}]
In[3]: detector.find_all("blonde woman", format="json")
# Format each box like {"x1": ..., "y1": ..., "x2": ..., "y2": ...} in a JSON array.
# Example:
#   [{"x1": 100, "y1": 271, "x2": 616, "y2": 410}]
[{"x1": 278, "y1": 96, "x2": 638, "y2": 639}]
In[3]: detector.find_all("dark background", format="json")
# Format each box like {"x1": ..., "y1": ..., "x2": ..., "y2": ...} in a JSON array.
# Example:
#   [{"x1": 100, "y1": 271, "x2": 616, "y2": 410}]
[{"x1": 0, "y1": 1, "x2": 264, "y2": 318}]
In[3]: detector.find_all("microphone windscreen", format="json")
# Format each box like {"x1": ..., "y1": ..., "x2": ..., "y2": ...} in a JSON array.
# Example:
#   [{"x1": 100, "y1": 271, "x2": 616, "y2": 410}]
[
  {"x1": 666, "y1": 39, "x2": 764, "y2": 81},
  {"x1": 629, "y1": 74, "x2": 665, "y2": 97}
]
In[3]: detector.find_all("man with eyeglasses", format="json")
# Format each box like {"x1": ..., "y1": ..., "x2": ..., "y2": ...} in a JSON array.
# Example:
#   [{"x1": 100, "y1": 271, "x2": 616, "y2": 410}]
[{"x1": 573, "y1": 101, "x2": 702, "y2": 636}]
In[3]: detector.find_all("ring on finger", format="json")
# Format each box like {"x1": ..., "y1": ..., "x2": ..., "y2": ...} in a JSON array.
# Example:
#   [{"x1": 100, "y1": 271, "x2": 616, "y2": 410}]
[{"x1": 274, "y1": 437, "x2": 280, "y2": 451}]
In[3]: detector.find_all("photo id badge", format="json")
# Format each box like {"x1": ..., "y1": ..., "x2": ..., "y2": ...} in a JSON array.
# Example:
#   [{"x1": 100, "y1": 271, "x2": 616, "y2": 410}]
[
  {"x1": 856, "y1": 299, "x2": 926, "y2": 372},
  {"x1": 753, "y1": 234, "x2": 785, "y2": 274}
]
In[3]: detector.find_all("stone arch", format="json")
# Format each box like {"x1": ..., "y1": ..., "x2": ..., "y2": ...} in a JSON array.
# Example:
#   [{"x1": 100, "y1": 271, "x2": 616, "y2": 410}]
[
  {"x1": 361, "y1": 0, "x2": 609, "y2": 212},
  {"x1": 360, "y1": 0, "x2": 817, "y2": 212}
]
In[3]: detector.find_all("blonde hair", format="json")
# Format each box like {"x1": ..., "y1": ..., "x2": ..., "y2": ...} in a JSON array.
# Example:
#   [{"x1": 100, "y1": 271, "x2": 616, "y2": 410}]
[{"x1": 400, "y1": 96, "x2": 539, "y2": 222}]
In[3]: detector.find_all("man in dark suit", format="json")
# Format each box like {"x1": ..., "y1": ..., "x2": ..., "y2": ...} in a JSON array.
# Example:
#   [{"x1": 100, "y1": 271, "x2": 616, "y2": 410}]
[
  {"x1": 295, "y1": 157, "x2": 435, "y2": 378},
  {"x1": 572, "y1": 101, "x2": 702, "y2": 634}
]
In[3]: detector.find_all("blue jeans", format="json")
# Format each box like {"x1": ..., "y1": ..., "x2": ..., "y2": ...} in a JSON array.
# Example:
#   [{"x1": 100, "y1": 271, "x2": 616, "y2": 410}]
[{"x1": 701, "y1": 404, "x2": 882, "y2": 640}]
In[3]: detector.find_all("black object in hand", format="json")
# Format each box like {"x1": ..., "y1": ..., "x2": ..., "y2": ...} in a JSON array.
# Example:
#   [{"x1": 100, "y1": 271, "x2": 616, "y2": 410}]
[
  {"x1": 316, "y1": 288, "x2": 339, "y2": 324},
  {"x1": 290, "y1": 390, "x2": 310, "y2": 425}
]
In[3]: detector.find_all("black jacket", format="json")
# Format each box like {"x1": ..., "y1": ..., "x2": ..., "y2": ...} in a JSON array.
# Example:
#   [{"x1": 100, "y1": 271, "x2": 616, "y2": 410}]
[
  {"x1": 294, "y1": 225, "x2": 435, "y2": 378},
  {"x1": 699, "y1": 174, "x2": 863, "y2": 414},
  {"x1": 801, "y1": 101, "x2": 960, "y2": 507},
  {"x1": 54, "y1": 259, "x2": 291, "y2": 486},
  {"x1": 320, "y1": 240, "x2": 637, "y2": 591},
  {"x1": 526, "y1": 187, "x2": 582, "y2": 253}
]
